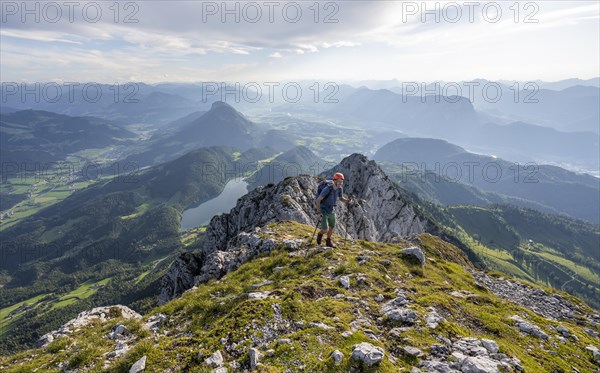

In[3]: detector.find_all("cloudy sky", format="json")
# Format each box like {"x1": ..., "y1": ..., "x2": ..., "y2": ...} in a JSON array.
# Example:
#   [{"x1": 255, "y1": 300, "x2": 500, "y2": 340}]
[{"x1": 1, "y1": 1, "x2": 598, "y2": 83}]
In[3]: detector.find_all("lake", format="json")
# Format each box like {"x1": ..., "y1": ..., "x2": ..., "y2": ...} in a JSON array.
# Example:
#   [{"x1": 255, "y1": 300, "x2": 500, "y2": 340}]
[{"x1": 179, "y1": 179, "x2": 249, "y2": 231}]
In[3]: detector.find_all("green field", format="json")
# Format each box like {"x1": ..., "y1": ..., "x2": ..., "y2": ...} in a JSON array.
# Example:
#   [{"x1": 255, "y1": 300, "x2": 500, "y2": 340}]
[
  {"x1": 0, "y1": 293, "x2": 50, "y2": 322},
  {"x1": 535, "y1": 247, "x2": 599, "y2": 286},
  {"x1": 50, "y1": 278, "x2": 112, "y2": 310},
  {"x1": 0, "y1": 293, "x2": 51, "y2": 337},
  {"x1": 0, "y1": 277, "x2": 113, "y2": 337},
  {"x1": 121, "y1": 203, "x2": 151, "y2": 220},
  {"x1": 455, "y1": 229, "x2": 537, "y2": 284},
  {"x1": 135, "y1": 257, "x2": 169, "y2": 284},
  {"x1": 464, "y1": 235, "x2": 598, "y2": 302},
  {"x1": 0, "y1": 171, "x2": 97, "y2": 231}
]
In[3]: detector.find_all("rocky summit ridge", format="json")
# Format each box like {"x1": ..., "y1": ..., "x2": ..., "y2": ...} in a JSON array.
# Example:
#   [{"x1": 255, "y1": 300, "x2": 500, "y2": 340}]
[{"x1": 159, "y1": 153, "x2": 443, "y2": 304}]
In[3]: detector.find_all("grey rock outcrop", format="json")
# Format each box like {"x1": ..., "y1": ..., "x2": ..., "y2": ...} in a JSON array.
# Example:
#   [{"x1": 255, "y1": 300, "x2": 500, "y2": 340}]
[
  {"x1": 248, "y1": 291, "x2": 271, "y2": 300},
  {"x1": 104, "y1": 341, "x2": 130, "y2": 360},
  {"x1": 586, "y1": 345, "x2": 600, "y2": 362},
  {"x1": 107, "y1": 324, "x2": 129, "y2": 340},
  {"x1": 402, "y1": 346, "x2": 424, "y2": 357},
  {"x1": 129, "y1": 355, "x2": 146, "y2": 373},
  {"x1": 460, "y1": 356, "x2": 499, "y2": 373},
  {"x1": 417, "y1": 337, "x2": 523, "y2": 373},
  {"x1": 331, "y1": 154, "x2": 438, "y2": 242},
  {"x1": 426, "y1": 308, "x2": 444, "y2": 329},
  {"x1": 249, "y1": 348, "x2": 263, "y2": 370},
  {"x1": 380, "y1": 293, "x2": 410, "y2": 314},
  {"x1": 331, "y1": 350, "x2": 344, "y2": 365},
  {"x1": 385, "y1": 308, "x2": 419, "y2": 324},
  {"x1": 202, "y1": 154, "x2": 436, "y2": 252},
  {"x1": 509, "y1": 315, "x2": 549, "y2": 340},
  {"x1": 205, "y1": 350, "x2": 224, "y2": 368},
  {"x1": 38, "y1": 305, "x2": 141, "y2": 347},
  {"x1": 471, "y1": 270, "x2": 586, "y2": 322},
  {"x1": 340, "y1": 275, "x2": 351, "y2": 289},
  {"x1": 381, "y1": 292, "x2": 418, "y2": 324},
  {"x1": 481, "y1": 339, "x2": 499, "y2": 354},
  {"x1": 401, "y1": 246, "x2": 426, "y2": 266},
  {"x1": 351, "y1": 342, "x2": 385, "y2": 366},
  {"x1": 158, "y1": 252, "x2": 203, "y2": 304},
  {"x1": 555, "y1": 325, "x2": 571, "y2": 338},
  {"x1": 144, "y1": 313, "x2": 166, "y2": 333}
]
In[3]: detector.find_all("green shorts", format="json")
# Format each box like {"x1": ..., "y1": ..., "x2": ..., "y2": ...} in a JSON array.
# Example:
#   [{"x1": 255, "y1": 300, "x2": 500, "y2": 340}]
[{"x1": 320, "y1": 211, "x2": 336, "y2": 230}]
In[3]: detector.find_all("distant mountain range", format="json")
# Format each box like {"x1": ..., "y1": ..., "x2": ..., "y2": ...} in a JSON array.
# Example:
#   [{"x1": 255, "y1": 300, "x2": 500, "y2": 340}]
[
  {"x1": 354, "y1": 77, "x2": 600, "y2": 92},
  {"x1": 529, "y1": 77, "x2": 600, "y2": 90},
  {"x1": 326, "y1": 87, "x2": 599, "y2": 172},
  {"x1": 246, "y1": 145, "x2": 328, "y2": 190},
  {"x1": 121, "y1": 101, "x2": 264, "y2": 167},
  {"x1": 0, "y1": 110, "x2": 136, "y2": 168},
  {"x1": 330, "y1": 87, "x2": 480, "y2": 138},
  {"x1": 374, "y1": 137, "x2": 600, "y2": 223},
  {"x1": 475, "y1": 84, "x2": 600, "y2": 134},
  {"x1": 462, "y1": 121, "x2": 599, "y2": 171},
  {"x1": 0, "y1": 83, "x2": 196, "y2": 125}
]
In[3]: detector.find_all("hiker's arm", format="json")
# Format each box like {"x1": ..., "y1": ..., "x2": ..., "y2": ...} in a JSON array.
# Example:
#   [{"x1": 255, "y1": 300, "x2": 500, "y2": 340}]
[
  {"x1": 340, "y1": 190, "x2": 352, "y2": 203},
  {"x1": 315, "y1": 196, "x2": 324, "y2": 212}
]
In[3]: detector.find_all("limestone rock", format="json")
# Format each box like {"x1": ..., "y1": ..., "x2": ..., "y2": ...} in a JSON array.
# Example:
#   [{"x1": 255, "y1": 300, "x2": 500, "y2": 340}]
[
  {"x1": 205, "y1": 350, "x2": 224, "y2": 368},
  {"x1": 249, "y1": 348, "x2": 263, "y2": 370},
  {"x1": 401, "y1": 246, "x2": 426, "y2": 266},
  {"x1": 129, "y1": 355, "x2": 146, "y2": 373},
  {"x1": 426, "y1": 308, "x2": 444, "y2": 329},
  {"x1": 37, "y1": 305, "x2": 141, "y2": 348},
  {"x1": 509, "y1": 315, "x2": 548, "y2": 340},
  {"x1": 144, "y1": 314, "x2": 166, "y2": 333},
  {"x1": 340, "y1": 275, "x2": 350, "y2": 289},
  {"x1": 331, "y1": 350, "x2": 344, "y2": 365},
  {"x1": 586, "y1": 345, "x2": 600, "y2": 362},
  {"x1": 460, "y1": 356, "x2": 500, "y2": 373},
  {"x1": 402, "y1": 346, "x2": 424, "y2": 357},
  {"x1": 471, "y1": 271, "x2": 585, "y2": 323},
  {"x1": 385, "y1": 308, "x2": 419, "y2": 324},
  {"x1": 248, "y1": 291, "x2": 271, "y2": 300},
  {"x1": 351, "y1": 342, "x2": 385, "y2": 366},
  {"x1": 158, "y1": 252, "x2": 203, "y2": 304},
  {"x1": 481, "y1": 339, "x2": 499, "y2": 354}
]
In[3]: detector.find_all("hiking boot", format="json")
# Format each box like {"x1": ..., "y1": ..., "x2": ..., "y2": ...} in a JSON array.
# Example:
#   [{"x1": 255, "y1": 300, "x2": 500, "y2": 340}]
[
  {"x1": 316, "y1": 233, "x2": 323, "y2": 245},
  {"x1": 326, "y1": 238, "x2": 336, "y2": 248}
]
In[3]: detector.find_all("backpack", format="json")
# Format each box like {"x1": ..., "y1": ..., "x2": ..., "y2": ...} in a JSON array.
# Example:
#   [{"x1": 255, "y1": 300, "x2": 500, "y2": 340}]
[{"x1": 314, "y1": 180, "x2": 334, "y2": 207}]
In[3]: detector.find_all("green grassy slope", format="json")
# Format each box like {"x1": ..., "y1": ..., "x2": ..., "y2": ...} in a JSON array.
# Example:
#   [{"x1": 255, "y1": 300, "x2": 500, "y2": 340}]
[{"x1": 2, "y1": 221, "x2": 598, "y2": 372}]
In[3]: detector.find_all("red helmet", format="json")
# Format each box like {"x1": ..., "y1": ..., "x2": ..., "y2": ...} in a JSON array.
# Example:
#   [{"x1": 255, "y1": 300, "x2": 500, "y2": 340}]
[{"x1": 333, "y1": 172, "x2": 345, "y2": 180}]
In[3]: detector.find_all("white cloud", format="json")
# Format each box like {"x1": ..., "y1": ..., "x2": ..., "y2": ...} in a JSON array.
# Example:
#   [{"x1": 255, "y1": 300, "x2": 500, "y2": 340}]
[
  {"x1": 0, "y1": 29, "x2": 83, "y2": 44},
  {"x1": 321, "y1": 41, "x2": 359, "y2": 48},
  {"x1": 295, "y1": 44, "x2": 319, "y2": 53},
  {"x1": 0, "y1": 1, "x2": 597, "y2": 82}
]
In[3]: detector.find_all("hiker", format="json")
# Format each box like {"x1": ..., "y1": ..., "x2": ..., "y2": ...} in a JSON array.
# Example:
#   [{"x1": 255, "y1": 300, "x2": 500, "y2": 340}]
[{"x1": 315, "y1": 172, "x2": 352, "y2": 248}]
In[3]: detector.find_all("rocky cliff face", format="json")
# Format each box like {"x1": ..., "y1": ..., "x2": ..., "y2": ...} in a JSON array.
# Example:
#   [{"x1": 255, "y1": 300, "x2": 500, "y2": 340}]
[
  {"x1": 159, "y1": 153, "x2": 440, "y2": 304},
  {"x1": 204, "y1": 153, "x2": 436, "y2": 252},
  {"x1": 332, "y1": 153, "x2": 439, "y2": 241}
]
